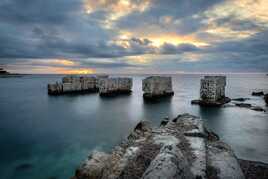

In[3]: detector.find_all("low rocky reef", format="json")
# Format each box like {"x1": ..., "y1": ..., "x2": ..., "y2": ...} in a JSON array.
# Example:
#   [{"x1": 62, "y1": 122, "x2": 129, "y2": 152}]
[
  {"x1": 192, "y1": 76, "x2": 231, "y2": 106},
  {"x1": 142, "y1": 76, "x2": 174, "y2": 100},
  {"x1": 252, "y1": 91, "x2": 264, "y2": 96},
  {"x1": 73, "y1": 114, "x2": 246, "y2": 179},
  {"x1": 99, "y1": 78, "x2": 133, "y2": 96}
]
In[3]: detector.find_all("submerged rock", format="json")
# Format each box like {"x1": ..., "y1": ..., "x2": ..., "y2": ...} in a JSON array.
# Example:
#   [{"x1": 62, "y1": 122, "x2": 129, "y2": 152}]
[
  {"x1": 142, "y1": 76, "x2": 174, "y2": 100},
  {"x1": 73, "y1": 113, "x2": 245, "y2": 179},
  {"x1": 232, "y1": 103, "x2": 266, "y2": 112},
  {"x1": 232, "y1": 98, "x2": 250, "y2": 102},
  {"x1": 252, "y1": 91, "x2": 264, "y2": 96},
  {"x1": 250, "y1": 106, "x2": 266, "y2": 112},
  {"x1": 235, "y1": 103, "x2": 252, "y2": 108},
  {"x1": 192, "y1": 76, "x2": 230, "y2": 106},
  {"x1": 15, "y1": 163, "x2": 33, "y2": 171}
]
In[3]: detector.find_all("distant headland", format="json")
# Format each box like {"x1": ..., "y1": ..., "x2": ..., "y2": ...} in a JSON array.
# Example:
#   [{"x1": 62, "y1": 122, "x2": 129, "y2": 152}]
[{"x1": 0, "y1": 67, "x2": 24, "y2": 78}]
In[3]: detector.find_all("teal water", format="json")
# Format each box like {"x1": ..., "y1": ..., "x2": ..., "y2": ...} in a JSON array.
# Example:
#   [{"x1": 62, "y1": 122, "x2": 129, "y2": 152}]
[{"x1": 0, "y1": 74, "x2": 267, "y2": 179}]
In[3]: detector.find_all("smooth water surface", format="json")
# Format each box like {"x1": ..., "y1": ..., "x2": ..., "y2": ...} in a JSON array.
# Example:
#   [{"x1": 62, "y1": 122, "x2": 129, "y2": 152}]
[{"x1": 0, "y1": 74, "x2": 267, "y2": 179}]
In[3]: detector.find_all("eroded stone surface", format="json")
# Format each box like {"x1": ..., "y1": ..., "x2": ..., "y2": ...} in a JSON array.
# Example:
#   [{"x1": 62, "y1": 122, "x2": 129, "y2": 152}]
[
  {"x1": 98, "y1": 78, "x2": 132, "y2": 96},
  {"x1": 207, "y1": 141, "x2": 245, "y2": 179},
  {"x1": 264, "y1": 94, "x2": 268, "y2": 105},
  {"x1": 48, "y1": 76, "x2": 98, "y2": 95},
  {"x1": 75, "y1": 151, "x2": 110, "y2": 179},
  {"x1": 73, "y1": 114, "x2": 245, "y2": 179},
  {"x1": 192, "y1": 76, "x2": 230, "y2": 106},
  {"x1": 142, "y1": 76, "x2": 174, "y2": 99}
]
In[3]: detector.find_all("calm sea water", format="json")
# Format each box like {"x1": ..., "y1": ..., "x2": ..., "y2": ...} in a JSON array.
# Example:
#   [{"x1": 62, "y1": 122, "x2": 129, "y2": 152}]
[{"x1": 0, "y1": 74, "x2": 267, "y2": 179}]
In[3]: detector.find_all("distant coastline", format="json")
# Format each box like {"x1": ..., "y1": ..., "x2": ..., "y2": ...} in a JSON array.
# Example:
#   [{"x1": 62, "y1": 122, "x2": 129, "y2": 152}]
[{"x1": 0, "y1": 67, "x2": 25, "y2": 78}]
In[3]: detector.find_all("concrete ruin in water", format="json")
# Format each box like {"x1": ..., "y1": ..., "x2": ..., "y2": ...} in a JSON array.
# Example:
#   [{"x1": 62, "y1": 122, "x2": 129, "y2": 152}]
[
  {"x1": 192, "y1": 76, "x2": 231, "y2": 106},
  {"x1": 48, "y1": 75, "x2": 133, "y2": 96},
  {"x1": 98, "y1": 78, "x2": 133, "y2": 96},
  {"x1": 73, "y1": 113, "x2": 245, "y2": 179},
  {"x1": 142, "y1": 76, "x2": 174, "y2": 99}
]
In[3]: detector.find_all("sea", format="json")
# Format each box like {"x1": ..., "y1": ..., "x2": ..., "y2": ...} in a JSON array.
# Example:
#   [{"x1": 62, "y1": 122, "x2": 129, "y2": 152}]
[{"x1": 0, "y1": 74, "x2": 267, "y2": 179}]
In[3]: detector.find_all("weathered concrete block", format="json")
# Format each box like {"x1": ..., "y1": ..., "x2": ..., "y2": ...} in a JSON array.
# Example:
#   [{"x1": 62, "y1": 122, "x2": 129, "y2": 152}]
[
  {"x1": 192, "y1": 76, "x2": 230, "y2": 106},
  {"x1": 142, "y1": 76, "x2": 174, "y2": 99},
  {"x1": 98, "y1": 77, "x2": 132, "y2": 96},
  {"x1": 62, "y1": 83, "x2": 73, "y2": 93},
  {"x1": 48, "y1": 76, "x2": 99, "y2": 95},
  {"x1": 47, "y1": 82, "x2": 63, "y2": 95},
  {"x1": 62, "y1": 76, "x2": 81, "y2": 83},
  {"x1": 200, "y1": 76, "x2": 226, "y2": 102},
  {"x1": 96, "y1": 74, "x2": 109, "y2": 88},
  {"x1": 80, "y1": 77, "x2": 98, "y2": 91}
]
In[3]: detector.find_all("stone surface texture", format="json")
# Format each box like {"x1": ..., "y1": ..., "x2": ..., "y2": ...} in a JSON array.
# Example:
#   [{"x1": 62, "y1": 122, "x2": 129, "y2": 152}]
[
  {"x1": 192, "y1": 76, "x2": 230, "y2": 106},
  {"x1": 264, "y1": 94, "x2": 268, "y2": 105},
  {"x1": 142, "y1": 76, "x2": 174, "y2": 99},
  {"x1": 98, "y1": 78, "x2": 132, "y2": 96},
  {"x1": 48, "y1": 76, "x2": 104, "y2": 95},
  {"x1": 200, "y1": 76, "x2": 226, "y2": 102},
  {"x1": 73, "y1": 113, "x2": 245, "y2": 179}
]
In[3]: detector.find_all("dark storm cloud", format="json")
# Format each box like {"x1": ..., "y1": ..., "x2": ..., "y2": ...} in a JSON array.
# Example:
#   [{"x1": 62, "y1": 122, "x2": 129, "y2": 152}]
[
  {"x1": 115, "y1": 0, "x2": 224, "y2": 34},
  {"x1": 0, "y1": 0, "x2": 82, "y2": 25},
  {"x1": 0, "y1": 0, "x2": 268, "y2": 73},
  {"x1": 175, "y1": 30, "x2": 268, "y2": 72},
  {"x1": 0, "y1": 0, "x2": 225, "y2": 61}
]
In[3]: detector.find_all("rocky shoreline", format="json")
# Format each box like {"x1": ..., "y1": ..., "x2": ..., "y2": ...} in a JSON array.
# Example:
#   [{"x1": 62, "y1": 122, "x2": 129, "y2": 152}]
[
  {"x1": 73, "y1": 113, "x2": 251, "y2": 179},
  {"x1": 239, "y1": 159, "x2": 268, "y2": 179}
]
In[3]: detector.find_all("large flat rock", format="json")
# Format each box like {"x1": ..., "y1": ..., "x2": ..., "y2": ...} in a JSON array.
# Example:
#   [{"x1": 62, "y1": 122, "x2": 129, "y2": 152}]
[{"x1": 73, "y1": 114, "x2": 245, "y2": 179}]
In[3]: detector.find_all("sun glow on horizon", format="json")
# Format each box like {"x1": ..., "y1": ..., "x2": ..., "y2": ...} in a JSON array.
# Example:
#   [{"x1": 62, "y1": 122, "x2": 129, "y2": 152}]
[{"x1": 56, "y1": 68, "x2": 96, "y2": 74}]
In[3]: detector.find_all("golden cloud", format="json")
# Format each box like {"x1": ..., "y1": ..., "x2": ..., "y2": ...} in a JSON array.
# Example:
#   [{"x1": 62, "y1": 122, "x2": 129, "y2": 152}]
[
  {"x1": 84, "y1": 0, "x2": 151, "y2": 28},
  {"x1": 203, "y1": 0, "x2": 268, "y2": 39}
]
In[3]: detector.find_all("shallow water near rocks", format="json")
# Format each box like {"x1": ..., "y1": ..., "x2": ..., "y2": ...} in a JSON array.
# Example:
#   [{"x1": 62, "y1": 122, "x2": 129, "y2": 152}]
[{"x1": 0, "y1": 74, "x2": 267, "y2": 179}]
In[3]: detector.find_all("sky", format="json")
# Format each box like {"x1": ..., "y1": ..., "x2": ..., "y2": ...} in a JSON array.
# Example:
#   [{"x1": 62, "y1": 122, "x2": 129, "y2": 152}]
[{"x1": 0, "y1": 0, "x2": 268, "y2": 74}]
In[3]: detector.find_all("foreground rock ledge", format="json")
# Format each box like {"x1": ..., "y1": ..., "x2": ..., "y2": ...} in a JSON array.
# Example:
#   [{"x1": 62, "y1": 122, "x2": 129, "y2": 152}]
[{"x1": 73, "y1": 114, "x2": 245, "y2": 179}]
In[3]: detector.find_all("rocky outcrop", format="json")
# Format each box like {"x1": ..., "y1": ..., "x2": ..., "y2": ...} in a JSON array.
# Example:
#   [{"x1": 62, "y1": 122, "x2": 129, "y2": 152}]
[
  {"x1": 48, "y1": 76, "x2": 98, "y2": 95},
  {"x1": 234, "y1": 103, "x2": 252, "y2": 108},
  {"x1": 232, "y1": 98, "x2": 250, "y2": 102},
  {"x1": 264, "y1": 94, "x2": 268, "y2": 105},
  {"x1": 73, "y1": 114, "x2": 245, "y2": 179},
  {"x1": 98, "y1": 78, "x2": 132, "y2": 96},
  {"x1": 252, "y1": 91, "x2": 264, "y2": 96},
  {"x1": 192, "y1": 76, "x2": 231, "y2": 106},
  {"x1": 239, "y1": 159, "x2": 268, "y2": 179},
  {"x1": 228, "y1": 102, "x2": 266, "y2": 112},
  {"x1": 142, "y1": 76, "x2": 174, "y2": 99}
]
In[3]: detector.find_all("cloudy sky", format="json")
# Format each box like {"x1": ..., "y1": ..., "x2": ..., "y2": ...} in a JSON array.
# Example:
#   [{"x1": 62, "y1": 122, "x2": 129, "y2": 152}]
[{"x1": 0, "y1": 0, "x2": 268, "y2": 74}]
